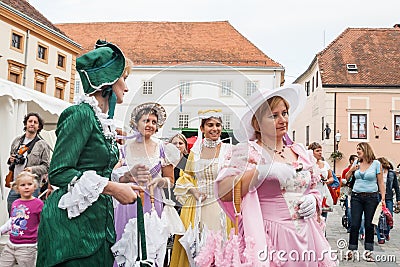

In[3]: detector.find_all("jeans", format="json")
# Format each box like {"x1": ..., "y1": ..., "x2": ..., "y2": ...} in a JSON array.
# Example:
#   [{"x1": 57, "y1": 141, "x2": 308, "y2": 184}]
[
  {"x1": 376, "y1": 199, "x2": 394, "y2": 241},
  {"x1": 359, "y1": 214, "x2": 365, "y2": 235},
  {"x1": 348, "y1": 192, "x2": 379, "y2": 251},
  {"x1": 7, "y1": 188, "x2": 40, "y2": 214}
]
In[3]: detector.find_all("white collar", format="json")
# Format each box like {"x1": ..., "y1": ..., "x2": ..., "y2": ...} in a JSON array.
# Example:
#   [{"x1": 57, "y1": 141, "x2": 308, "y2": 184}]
[{"x1": 75, "y1": 95, "x2": 117, "y2": 140}]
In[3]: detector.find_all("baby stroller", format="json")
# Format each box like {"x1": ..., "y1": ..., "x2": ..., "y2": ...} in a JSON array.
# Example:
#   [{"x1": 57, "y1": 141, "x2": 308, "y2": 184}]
[{"x1": 339, "y1": 192, "x2": 350, "y2": 230}]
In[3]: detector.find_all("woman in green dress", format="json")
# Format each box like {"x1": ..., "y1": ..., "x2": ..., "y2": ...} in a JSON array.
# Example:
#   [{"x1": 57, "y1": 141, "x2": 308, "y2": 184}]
[{"x1": 36, "y1": 40, "x2": 141, "y2": 267}]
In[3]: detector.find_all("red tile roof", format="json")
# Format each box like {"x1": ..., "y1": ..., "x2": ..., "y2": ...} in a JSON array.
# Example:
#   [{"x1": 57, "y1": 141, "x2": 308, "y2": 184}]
[
  {"x1": 317, "y1": 27, "x2": 400, "y2": 87},
  {"x1": 1, "y1": 0, "x2": 65, "y2": 35},
  {"x1": 56, "y1": 21, "x2": 282, "y2": 67}
]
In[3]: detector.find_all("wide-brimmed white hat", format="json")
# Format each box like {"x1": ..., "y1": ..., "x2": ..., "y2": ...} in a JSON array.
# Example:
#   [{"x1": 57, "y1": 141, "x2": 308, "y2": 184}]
[{"x1": 234, "y1": 84, "x2": 306, "y2": 142}]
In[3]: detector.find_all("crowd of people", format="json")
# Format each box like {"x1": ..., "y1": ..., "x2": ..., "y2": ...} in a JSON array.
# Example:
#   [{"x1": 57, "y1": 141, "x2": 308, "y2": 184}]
[{"x1": 1, "y1": 40, "x2": 399, "y2": 267}]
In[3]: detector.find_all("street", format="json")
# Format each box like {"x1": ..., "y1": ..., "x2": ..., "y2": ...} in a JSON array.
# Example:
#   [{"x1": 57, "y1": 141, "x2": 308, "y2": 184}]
[{"x1": 326, "y1": 203, "x2": 400, "y2": 266}]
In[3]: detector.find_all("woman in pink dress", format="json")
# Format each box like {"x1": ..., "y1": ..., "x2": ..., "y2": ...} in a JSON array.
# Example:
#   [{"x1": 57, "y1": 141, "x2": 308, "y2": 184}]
[{"x1": 216, "y1": 84, "x2": 337, "y2": 266}]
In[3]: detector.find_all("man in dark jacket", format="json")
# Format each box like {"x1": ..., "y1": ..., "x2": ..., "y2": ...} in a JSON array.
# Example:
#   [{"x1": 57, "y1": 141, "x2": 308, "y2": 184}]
[{"x1": 6, "y1": 112, "x2": 51, "y2": 213}]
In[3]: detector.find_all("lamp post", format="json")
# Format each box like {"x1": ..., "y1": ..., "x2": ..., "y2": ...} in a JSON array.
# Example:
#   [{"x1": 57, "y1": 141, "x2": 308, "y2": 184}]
[
  {"x1": 335, "y1": 131, "x2": 342, "y2": 150},
  {"x1": 333, "y1": 131, "x2": 342, "y2": 173}
]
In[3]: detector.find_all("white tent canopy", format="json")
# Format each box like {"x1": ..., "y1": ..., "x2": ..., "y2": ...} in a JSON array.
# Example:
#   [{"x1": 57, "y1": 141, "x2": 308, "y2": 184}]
[{"x1": 0, "y1": 78, "x2": 71, "y2": 223}]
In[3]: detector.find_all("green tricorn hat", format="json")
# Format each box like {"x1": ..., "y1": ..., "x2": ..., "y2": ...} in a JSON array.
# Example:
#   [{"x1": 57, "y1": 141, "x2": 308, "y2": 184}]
[{"x1": 77, "y1": 40, "x2": 126, "y2": 95}]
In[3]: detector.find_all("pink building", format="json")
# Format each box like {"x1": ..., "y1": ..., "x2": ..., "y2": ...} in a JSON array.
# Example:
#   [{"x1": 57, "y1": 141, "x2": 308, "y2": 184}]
[{"x1": 293, "y1": 25, "x2": 400, "y2": 173}]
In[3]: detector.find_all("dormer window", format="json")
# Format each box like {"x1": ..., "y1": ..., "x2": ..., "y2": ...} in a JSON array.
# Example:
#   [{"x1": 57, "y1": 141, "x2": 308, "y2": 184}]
[{"x1": 346, "y1": 64, "x2": 358, "y2": 73}]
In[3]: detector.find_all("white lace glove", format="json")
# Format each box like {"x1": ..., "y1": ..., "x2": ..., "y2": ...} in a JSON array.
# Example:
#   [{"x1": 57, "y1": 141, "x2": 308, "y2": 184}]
[
  {"x1": 249, "y1": 164, "x2": 271, "y2": 192},
  {"x1": 298, "y1": 194, "x2": 317, "y2": 219}
]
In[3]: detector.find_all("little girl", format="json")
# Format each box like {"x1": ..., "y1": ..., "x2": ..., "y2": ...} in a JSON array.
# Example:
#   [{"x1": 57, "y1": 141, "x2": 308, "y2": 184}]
[{"x1": 0, "y1": 171, "x2": 44, "y2": 267}]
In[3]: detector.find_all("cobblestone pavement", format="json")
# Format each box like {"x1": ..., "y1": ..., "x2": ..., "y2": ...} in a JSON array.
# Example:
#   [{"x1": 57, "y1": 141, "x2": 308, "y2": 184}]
[
  {"x1": 1, "y1": 203, "x2": 399, "y2": 266},
  {"x1": 326, "y1": 203, "x2": 400, "y2": 266}
]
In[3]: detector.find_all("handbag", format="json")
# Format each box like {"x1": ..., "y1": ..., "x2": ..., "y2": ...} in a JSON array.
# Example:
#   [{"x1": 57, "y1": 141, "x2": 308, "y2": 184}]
[
  {"x1": 327, "y1": 185, "x2": 340, "y2": 205},
  {"x1": 160, "y1": 180, "x2": 185, "y2": 235},
  {"x1": 382, "y1": 206, "x2": 393, "y2": 228},
  {"x1": 111, "y1": 197, "x2": 154, "y2": 267}
]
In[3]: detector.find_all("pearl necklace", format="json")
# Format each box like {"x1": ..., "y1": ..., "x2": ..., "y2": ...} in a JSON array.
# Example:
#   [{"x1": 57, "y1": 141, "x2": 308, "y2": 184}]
[
  {"x1": 203, "y1": 138, "x2": 220, "y2": 148},
  {"x1": 259, "y1": 140, "x2": 303, "y2": 172},
  {"x1": 260, "y1": 140, "x2": 286, "y2": 159}
]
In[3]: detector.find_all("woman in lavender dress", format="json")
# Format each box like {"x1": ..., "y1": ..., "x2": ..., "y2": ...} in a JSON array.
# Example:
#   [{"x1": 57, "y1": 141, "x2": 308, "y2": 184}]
[{"x1": 111, "y1": 102, "x2": 180, "y2": 266}]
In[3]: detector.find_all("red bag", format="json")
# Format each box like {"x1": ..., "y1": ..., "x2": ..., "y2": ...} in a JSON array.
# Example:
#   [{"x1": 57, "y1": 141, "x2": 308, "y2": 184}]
[
  {"x1": 327, "y1": 186, "x2": 340, "y2": 205},
  {"x1": 382, "y1": 206, "x2": 393, "y2": 227}
]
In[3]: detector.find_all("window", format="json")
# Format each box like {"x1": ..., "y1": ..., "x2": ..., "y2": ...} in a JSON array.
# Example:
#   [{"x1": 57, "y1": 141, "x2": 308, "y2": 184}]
[
  {"x1": 394, "y1": 115, "x2": 400, "y2": 140},
  {"x1": 321, "y1": 117, "x2": 325, "y2": 140},
  {"x1": 292, "y1": 130, "x2": 296, "y2": 142},
  {"x1": 312, "y1": 77, "x2": 315, "y2": 92},
  {"x1": 246, "y1": 81, "x2": 258, "y2": 96},
  {"x1": 142, "y1": 81, "x2": 153, "y2": 95},
  {"x1": 350, "y1": 114, "x2": 367, "y2": 139},
  {"x1": 10, "y1": 31, "x2": 24, "y2": 52},
  {"x1": 34, "y1": 69, "x2": 50, "y2": 93},
  {"x1": 37, "y1": 43, "x2": 49, "y2": 63},
  {"x1": 178, "y1": 114, "x2": 189, "y2": 128},
  {"x1": 220, "y1": 81, "x2": 232, "y2": 96},
  {"x1": 306, "y1": 126, "x2": 310, "y2": 146},
  {"x1": 54, "y1": 77, "x2": 68, "y2": 100},
  {"x1": 35, "y1": 81, "x2": 45, "y2": 93},
  {"x1": 347, "y1": 64, "x2": 358, "y2": 73},
  {"x1": 316, "y1": 71, "x2": 319, "y2": 88},
  {"x1": 74, "y1": 80, "x2": 81, "y2": 94},
  {"x1": 7, "y1": 60, "x2": 25, "y2": 85},
  {"x1": 57, "y1": 52, "x2": 66, "y2": 70},
  {"x1": 305, "y1": 81, "x2": 310, "y2": 96},
  {"x1": 9, "y1": 73, "x2": 19, "y2": 83},
  {"x1": 223, "y1": 114, "x2": 231, "y2": 129},
  {"x1": 179, "y1": 81, "x2": 191, "y2": 97}
]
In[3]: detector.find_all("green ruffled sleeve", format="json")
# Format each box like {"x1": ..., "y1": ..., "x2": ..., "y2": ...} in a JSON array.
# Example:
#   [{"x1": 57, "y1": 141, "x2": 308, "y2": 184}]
[{"x1": 49, "y1": 104, "x2": 94, "y2": 188}]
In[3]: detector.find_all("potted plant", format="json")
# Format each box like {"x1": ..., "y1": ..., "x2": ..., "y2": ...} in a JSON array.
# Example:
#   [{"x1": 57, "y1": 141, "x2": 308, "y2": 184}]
[{"x1": 330, "y1": 150, "x2": 343, "y2": 161}]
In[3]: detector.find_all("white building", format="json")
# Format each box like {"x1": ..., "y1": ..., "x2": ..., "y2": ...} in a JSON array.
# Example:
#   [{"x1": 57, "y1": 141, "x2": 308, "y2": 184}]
[{"x1": 57, "y1": 21, "x2": 285, "y2": 138}]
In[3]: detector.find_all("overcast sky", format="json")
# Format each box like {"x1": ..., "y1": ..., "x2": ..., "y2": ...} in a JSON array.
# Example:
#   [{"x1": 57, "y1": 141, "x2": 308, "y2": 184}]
[{"x1": 30, "y1": 0, "x2": 400, "y2": 84}]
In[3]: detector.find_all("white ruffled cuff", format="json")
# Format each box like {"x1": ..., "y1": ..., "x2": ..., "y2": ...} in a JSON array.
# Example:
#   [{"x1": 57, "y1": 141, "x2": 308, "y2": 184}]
[{"x1": 58, "y1": 171, "x2": 109, "y2": 219}]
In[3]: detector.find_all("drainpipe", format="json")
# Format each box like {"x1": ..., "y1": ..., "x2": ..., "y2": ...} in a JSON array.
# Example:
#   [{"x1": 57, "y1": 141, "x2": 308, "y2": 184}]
[
  {"x1": 333, "y1": 92, "x2": 337, "y2": 173},
  {"x1": 23, "y1": 29, "x2": 30, "y2": 86}
]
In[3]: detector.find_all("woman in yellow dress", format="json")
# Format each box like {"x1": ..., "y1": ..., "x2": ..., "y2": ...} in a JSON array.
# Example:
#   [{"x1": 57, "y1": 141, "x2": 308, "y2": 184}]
[{"x1": 170, "y1": 109, "x2": 233, "y2": 267}]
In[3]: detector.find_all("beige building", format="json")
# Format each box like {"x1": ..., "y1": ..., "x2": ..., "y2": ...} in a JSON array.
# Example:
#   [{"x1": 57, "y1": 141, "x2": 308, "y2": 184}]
[
  {"x1": 0, "y1": 0, "x2": 81, "y2": 102},
  {"x1": 293, "y1": 25, "x2": 400, "y2": 173}
]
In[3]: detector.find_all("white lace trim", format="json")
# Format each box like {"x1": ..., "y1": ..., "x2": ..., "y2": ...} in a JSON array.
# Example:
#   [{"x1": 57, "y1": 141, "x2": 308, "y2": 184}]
[
  {"x1": 58, "y1": 171, "x2": 109, "y2": 219},
  {"x1": 75, "y1": 95, "x2": 117, "y2": 139}
]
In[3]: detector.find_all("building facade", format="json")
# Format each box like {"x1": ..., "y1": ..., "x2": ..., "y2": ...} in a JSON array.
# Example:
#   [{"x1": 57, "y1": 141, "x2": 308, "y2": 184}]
[
  {"x1": 294, "y1": 25, "x2": 400, "y2": 172},
  {"x1": 57, "y1": 21, "x2": 285, "y2": 138},
  {"x1": 0, "y1": 0, "x2": 81, "y2": 103}
]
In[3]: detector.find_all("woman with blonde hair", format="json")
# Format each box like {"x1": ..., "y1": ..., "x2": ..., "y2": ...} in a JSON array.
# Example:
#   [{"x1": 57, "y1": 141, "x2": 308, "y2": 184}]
[
  {"x1": 0, "y1": 171, "x2": 43, "y2": 267},
  {"x1": 216, "y1": 85, "x2": 336, "y2": 266},
  {"x1": 37, "y1": 40, "x2": 140, "y2": 267},
  {"x1": 345, "y1": 142, "x2": 386, "y2": 261}
]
